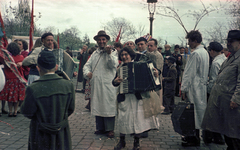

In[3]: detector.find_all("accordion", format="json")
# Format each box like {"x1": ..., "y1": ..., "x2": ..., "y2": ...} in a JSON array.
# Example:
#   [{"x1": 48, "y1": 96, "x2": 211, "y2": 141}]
[{"x1": 119, "y1": 61, "x2": 161, "y2": 94}]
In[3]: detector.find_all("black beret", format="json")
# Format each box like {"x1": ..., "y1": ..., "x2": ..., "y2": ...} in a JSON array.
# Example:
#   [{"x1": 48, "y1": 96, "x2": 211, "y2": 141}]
[
  {"x1": 135, "y1": 37, "x2": 147, "y2": 45},
  {"x1": 209, "y1": 42, "x2": 223, "y2": 52},
  {"x1": 41, "y1": 32, "x2": 54, "y2": 41},
  {"x1": 168, "y1": 56, "x2": 176, "y2": 63},
  {"x1": 37, "y1": 49, "x2": 56, "y2": 69}
]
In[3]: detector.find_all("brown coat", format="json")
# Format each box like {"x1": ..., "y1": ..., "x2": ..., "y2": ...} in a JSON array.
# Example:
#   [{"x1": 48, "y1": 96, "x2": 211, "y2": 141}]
[
  {"x1": 146, "y1": 49, "x2": 164, "y2": 81},
  {"x1": 146, "y1": 49, "x2": 164, "y2": 109},
  {"x1": 202, "y1": 49, "x2": 240, "y2": 139}
]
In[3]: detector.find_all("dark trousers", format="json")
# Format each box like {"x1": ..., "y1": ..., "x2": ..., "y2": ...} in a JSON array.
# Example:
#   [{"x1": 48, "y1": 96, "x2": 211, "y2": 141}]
[
  {"x1": 83, "y1": 79, "x2": 87, "y2": 90},
  {"x1": 95, "y1": 116, "x2": 115, "y2": 132},
  {"x1": 175, "y1": 77, "x2": 180, "y2": 96},
  {"x1": 224, "y1": 135, "x2": 240, "y2": 150},
  {"x1": 163, "y1": 89, "x2": 175, "y2": 112}
]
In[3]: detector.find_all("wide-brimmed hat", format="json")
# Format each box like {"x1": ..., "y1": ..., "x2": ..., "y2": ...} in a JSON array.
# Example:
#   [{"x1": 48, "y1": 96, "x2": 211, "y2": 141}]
[
  {"x1": 93, "y1": 30, "x2": 110, "y2": 41},
  {"x1": 226, "y1": 30, "x2": 240, "y2": 41}
]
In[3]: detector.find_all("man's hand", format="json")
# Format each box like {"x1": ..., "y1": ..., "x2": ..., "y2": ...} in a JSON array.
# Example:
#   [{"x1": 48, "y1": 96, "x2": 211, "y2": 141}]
[
  {"x1": 114, "y1": 76, "x2": 123, "y2": 84},
  {"x1": 87, "y1": 72, "x2": 93, "y2": 79},
  {"x1": 17, "y1": 62, "x2": 22, "y2": 68},
  {"x1": 182, "y1": 92, "x2": 186, "y2": 100},
  {"x1": 73, "y1": 71, "x2": 77, "y2": 77},
  {"x1": 178, "y1": 56, "x2": 181, "y2": 61},
  {"x1": 230, "y1": 101, "x2": 238, "y2": 109},
  {"x1": 80, "y1": 49, "x2": 84, "y2": 54},
  {"x1": 153, "y1": 68, "x2": 159, "y2": 78},
  {"x1": 105, "y1": 45, "x2": 112, "y2": 54}
]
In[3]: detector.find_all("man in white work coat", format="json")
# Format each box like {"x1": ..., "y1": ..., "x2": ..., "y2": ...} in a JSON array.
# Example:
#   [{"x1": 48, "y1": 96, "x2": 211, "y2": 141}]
[
  {"x1": 181, "y1": 30, "x2": 209, "y2": 147},
  {"x1": 83, "y1": 30, "x2": 118, "y2": 138}
]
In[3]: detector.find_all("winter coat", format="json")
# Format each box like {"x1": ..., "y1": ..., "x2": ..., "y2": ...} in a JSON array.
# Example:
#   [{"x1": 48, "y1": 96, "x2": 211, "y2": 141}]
[
  {"x1": 21, "y1": 74, "x2": 75, "y2": 150},
  {"x1": 164, "y1": 64, "x2": 177, "y2": 90},
  {"x1": 181, "y1": 45, "x2": 209, "y2": 129},
  {"x1": 202, "y1": 49, "x2": 240, "y2": 139},
  {"x1": 77, "y1": 52, "x2": 89, "y2": 82}
]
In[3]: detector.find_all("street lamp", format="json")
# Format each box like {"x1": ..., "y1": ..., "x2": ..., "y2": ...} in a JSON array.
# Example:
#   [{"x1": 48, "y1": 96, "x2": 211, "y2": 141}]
[{"x1": 147, "y1": 0, "x2": 157, "y2": 36}]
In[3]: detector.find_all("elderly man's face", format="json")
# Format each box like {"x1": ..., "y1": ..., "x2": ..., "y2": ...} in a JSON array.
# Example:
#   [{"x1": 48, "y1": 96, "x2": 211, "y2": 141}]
[
  {"x1": 147, "y1": 41, "x2": 157, "y2": 52},
  {"x1": 126, "y1": 41, "x2": 135, "y2": 50},
  {"x1": 97, "y1": 36, "x2": 108, "y2": 49},
  {"x1": 137, "y1": 41, "x2": 147, "y2": 52},
  {"x1": 227, "y1": 39, "x2": 240, "y2": 53},
  {"x1": 43, "y1": 35, "x2": 54, "y2": 49}
]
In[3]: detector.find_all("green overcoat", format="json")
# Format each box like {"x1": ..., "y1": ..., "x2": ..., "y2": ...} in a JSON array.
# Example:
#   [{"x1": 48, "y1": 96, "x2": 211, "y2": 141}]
[{"x1": 21, "y1": 74, "x2": 75, "y2": 150}]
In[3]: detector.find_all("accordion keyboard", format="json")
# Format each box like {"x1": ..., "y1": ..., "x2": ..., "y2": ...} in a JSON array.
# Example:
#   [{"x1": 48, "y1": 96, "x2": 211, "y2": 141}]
[{"x1": 120, "y1": 65, "x2": 129, "y2": 94}]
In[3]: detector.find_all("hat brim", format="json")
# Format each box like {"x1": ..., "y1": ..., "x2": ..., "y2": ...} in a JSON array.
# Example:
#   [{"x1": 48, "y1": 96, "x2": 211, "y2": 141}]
[{"x1": 94, "y1": 35, "x2": 110, "y2": 41}]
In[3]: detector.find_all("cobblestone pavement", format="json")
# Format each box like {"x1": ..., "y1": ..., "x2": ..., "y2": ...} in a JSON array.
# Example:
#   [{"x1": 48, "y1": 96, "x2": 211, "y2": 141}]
[{"x1": 0, "y1": 78, "x2": 227, "y2": 150}]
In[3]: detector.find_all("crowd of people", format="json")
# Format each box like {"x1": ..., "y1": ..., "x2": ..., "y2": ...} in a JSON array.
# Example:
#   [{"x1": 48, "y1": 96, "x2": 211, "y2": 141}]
[{"x1": 0, "y1": 28, "x2": 239, "y2": 150}]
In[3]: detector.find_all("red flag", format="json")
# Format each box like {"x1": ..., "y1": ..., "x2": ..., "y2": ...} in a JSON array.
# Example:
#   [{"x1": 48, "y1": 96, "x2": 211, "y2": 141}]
[
  {"x1": 0, "y1": 11, "x2": 8, "y2": 49},
  {"x1": 29, "y1": 0, "x2": 34, "y2": 51},
  {"x1": 115, "y1": 26, "x2": 122, "y2": 42},
  {"x1": 57, "y1": 34, "x2": 60, "y2": 49}
]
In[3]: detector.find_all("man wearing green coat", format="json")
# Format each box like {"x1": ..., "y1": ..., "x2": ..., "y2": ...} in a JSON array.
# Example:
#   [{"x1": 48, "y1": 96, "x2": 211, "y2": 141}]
[{"x1": 21, "y1": 50, "x2": 75, "y2": 150}]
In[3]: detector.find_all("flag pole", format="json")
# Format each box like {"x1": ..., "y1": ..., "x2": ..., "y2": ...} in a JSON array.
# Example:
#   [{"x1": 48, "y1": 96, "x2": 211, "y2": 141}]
[{"x1": 29, "y1": 0, "x2": 34, "y2": 51}]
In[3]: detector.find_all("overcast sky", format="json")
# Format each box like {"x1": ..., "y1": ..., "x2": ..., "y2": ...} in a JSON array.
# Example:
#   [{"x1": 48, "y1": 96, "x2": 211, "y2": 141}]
[{"x1": 0, "y1": 0, "x2": 234, "y2": 46}]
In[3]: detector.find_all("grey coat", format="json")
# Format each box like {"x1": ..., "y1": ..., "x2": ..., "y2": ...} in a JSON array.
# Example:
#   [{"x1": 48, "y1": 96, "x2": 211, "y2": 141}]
[{"x1": 202, "y1": 49, "x2": 240, "y2": 139}]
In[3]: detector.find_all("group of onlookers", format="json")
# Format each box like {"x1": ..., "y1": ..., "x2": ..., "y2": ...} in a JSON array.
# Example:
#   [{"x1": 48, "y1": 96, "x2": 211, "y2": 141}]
[{"x1": 0, "y1": 28, "x2": 240, "y2": 150}]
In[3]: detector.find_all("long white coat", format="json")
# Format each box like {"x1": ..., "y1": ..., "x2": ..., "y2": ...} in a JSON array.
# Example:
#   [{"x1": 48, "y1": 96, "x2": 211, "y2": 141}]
[
  {"x1": 83, "y1": 49, "x2": 118, "y2": 117},
  {"x1": 207, "y1": 53, "x2": 226, "y2": 93},
  {"x1": 181, "y1": 45, "x2": 209, "y2": 129}
]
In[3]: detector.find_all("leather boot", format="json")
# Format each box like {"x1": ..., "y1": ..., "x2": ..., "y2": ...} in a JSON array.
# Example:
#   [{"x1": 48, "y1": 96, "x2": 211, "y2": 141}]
[
  {"x1": 133, "y1": 137, "x2": 140, "y2": 150},
  {"x1": 114, "y1": 136, "x2": 126, "y2": 150}
]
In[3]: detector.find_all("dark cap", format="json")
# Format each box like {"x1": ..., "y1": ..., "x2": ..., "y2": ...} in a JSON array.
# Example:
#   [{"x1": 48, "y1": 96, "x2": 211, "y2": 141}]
[
  {"x1": 174, "y1": 45, "x2": 180, "y2": 49},
  {"x1": 135, "y1": 37, "x2": 147, "y2": 45},
  {"x1": 37, "y1": 49, "x2": 56, "y2": 69},
  {"x1": 167, "y1": 56, "x2": 176, "y2": 63},
  {"x1": 93, "y1": 30, "x2": 110, "y2": 41},
  {"x1": 41, "y1": 32, "x2": 54, "y2": 41},
  {"x1": 226, "y1": 30, "x2": 240, "y2": 41},
  {"x1": 209, "y1": 42, "x2": 223, "y2": 52}
]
